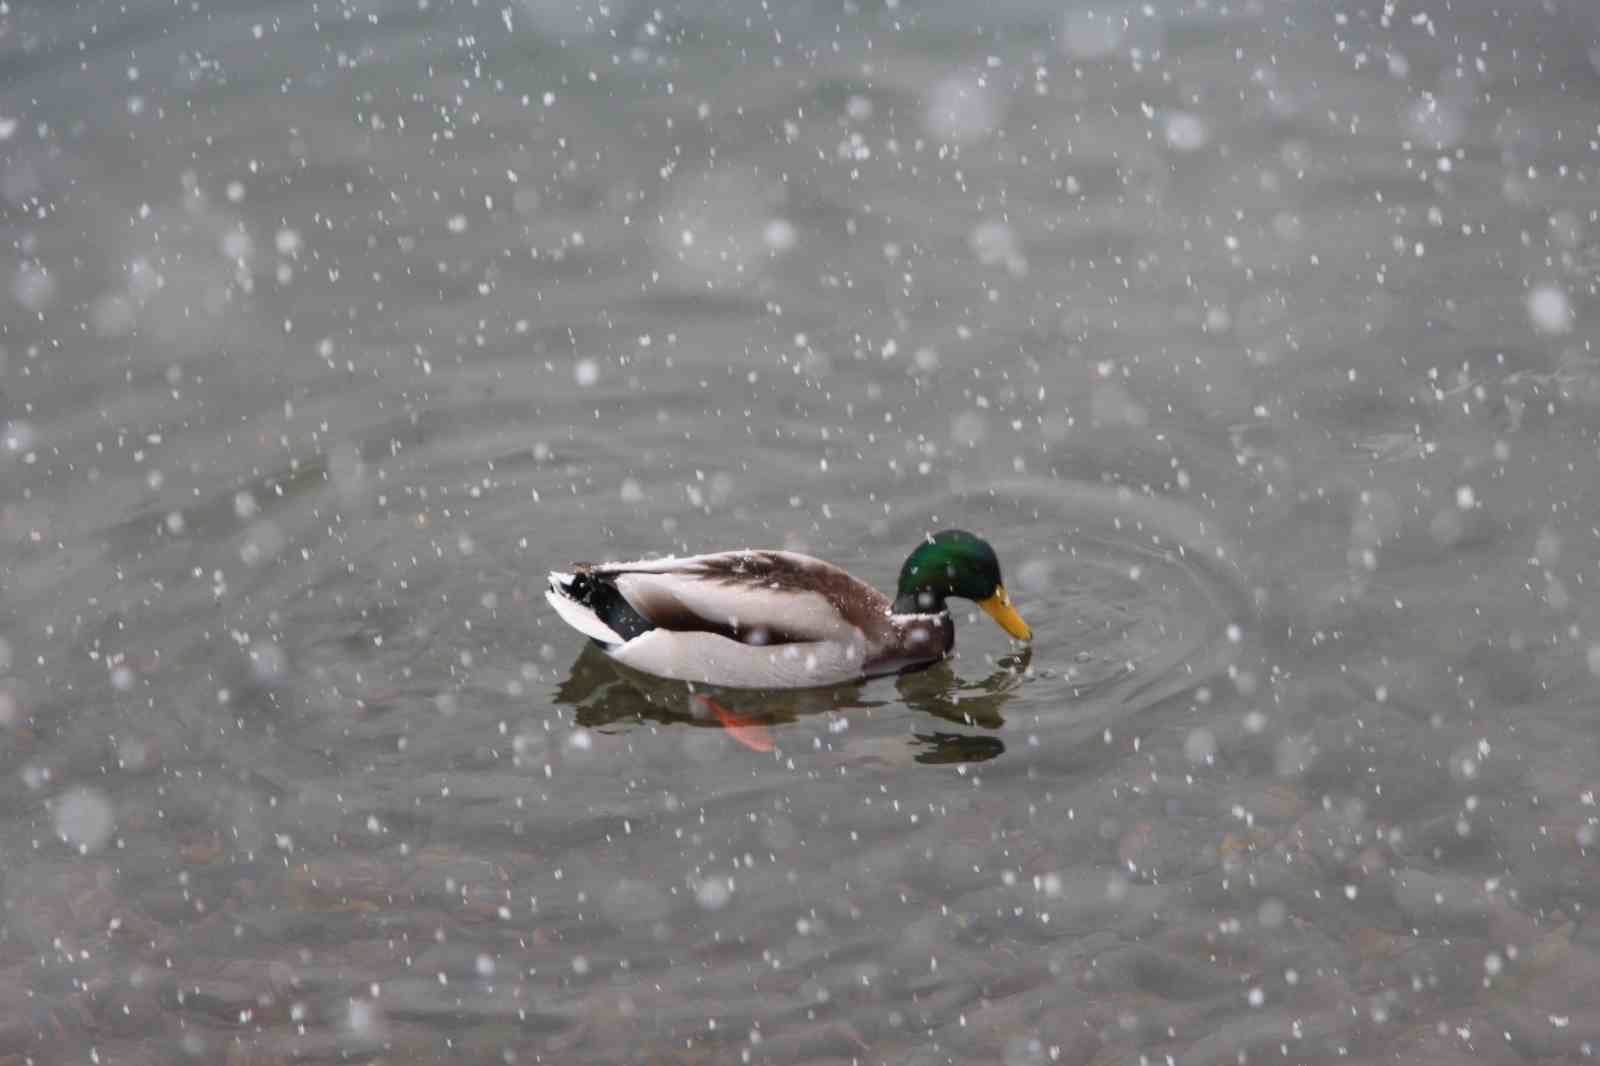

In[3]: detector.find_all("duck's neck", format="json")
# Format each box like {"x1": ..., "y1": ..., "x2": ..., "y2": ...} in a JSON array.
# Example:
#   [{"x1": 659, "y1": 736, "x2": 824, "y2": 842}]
[{"x1": 891, "y1": 591, "x2": 948, "y2": 616}]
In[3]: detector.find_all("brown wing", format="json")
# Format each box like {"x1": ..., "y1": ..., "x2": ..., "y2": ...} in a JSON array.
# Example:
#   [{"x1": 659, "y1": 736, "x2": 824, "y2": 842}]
[{"x1": 578, "y1": 551, "x2": 890, "y2": 646}]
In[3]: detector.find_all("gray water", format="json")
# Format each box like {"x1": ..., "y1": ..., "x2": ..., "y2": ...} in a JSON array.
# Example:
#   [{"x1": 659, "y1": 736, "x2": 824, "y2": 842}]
[{"x1": 5, "y1": 0, "x2": 1600, "y2": 1062}]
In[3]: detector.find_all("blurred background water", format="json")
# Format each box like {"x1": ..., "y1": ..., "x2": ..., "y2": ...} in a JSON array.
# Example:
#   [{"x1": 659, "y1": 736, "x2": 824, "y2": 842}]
[{"x1": 5, "y1": 0, "x2": 1600, "y2": 1062}]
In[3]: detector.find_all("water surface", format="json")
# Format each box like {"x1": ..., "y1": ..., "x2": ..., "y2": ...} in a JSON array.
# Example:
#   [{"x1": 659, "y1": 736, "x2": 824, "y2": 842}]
[{"x1": 4, "y1": 0, "x2": 1600, "y2": 1062}]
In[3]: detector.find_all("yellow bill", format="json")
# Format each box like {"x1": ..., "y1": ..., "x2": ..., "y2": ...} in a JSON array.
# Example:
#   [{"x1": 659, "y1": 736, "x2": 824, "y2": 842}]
[{"x1": 979, "y1": 586, "x2": 1032, "y2": 641}]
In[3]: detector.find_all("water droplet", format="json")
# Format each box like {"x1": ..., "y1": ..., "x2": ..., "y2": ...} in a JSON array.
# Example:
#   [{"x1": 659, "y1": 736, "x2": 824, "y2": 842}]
[
  {"x1": 239, "y1": 521, "x2": 285, "y2": 566},
  {"x1": 54, "y1": 787, "x2": 115, "y2": 853},
  {"x1": 1, "y1": 420, "x2": 33, "y2": 454},
  {"x1": 345, "y1": 998, "x2": 383, "y2": 1042},
  {"x1": 1003, "y1": 1035, "x2": 1048, "y2": 1066},
  {"x1": 110, "y1": 664, "x2": 135, "y2": 692},
  {"x1": 220, "y1": 227, "x2": 253, "y2": 261},
  {"x1": 1164, "y1": 111, "x2": 1210, "y2": 153},
  {"x1": 695, "y1": 878, "x2": 732, "y2": 910},
  {"x1": 1015, "y1": 558, "x2": 1053, "y2": 598},
  {"x1": 11, "y1": 265, "x2": 55, "y2": 312},
  {"x1": 1526, "y1": 285, "x2": 1574, "y2": 335},
  {"x1": 249, "y1": 641, "x2": 287, "y2": 684},
  {"x1": 1184, "y1": 729, "x2": 1216, "y2": 764},
  {"x1": 275, "y1": 228, "x2": 302, "y2": 256},
  {"x1": 655, "y1": 168, "x2": 778, "y2": 286},
  {"x1": 969, "y1": 220, "x2": 1027, "y2": 276},
  {"x1": 924, "y1": 75, "x2": 1002, "y2": 144},
  {"x1": 763, "y1": 219, "x2": 797, "y2": 253},
  {"x1": 1405, "y1": 95, "x2": 1465, "y2": 150}
]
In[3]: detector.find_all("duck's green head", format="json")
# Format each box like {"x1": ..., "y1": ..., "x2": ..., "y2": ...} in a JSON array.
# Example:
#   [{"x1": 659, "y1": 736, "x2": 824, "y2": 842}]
[{"x1": 893, "y1": 529, "x2": 1032, "y2": 641}]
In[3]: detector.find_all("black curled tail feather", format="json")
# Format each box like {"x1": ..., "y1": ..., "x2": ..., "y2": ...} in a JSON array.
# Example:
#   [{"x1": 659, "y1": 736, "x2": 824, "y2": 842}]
[{"x1": 560, "y1": 572, "x2": 656, "y2": 642}]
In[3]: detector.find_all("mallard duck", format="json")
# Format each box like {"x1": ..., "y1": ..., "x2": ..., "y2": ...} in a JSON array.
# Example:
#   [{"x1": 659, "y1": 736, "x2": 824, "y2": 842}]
[{"x1": 545, "y1": 529, "x2": 1031, "y2": 689}]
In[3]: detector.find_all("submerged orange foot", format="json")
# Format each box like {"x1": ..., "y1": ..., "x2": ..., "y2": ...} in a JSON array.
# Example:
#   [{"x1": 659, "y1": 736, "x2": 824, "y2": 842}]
[{"x1": 693, "y1": 694, "x2": 775, "y2": 753}]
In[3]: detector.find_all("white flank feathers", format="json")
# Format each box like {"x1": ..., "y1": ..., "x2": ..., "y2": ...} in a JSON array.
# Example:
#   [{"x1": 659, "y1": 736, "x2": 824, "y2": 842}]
[{"x1": 609, "y1": 630, "x2": 869, "y2": 688}]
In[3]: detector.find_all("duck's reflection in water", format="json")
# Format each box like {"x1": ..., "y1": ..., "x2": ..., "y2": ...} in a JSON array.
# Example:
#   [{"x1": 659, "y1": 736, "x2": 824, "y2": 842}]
[
  {"x1": 552, "y1": 643, "x2": 1032, "y2": 764},
  {"x1": 895, "y1": 647, "x2": 1030, "y2": 762}
]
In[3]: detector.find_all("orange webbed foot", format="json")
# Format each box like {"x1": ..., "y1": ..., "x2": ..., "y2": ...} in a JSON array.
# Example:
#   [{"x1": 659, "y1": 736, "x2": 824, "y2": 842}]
[{"x1": 693, "y1": 694, "x2": 775, "y2": 752}]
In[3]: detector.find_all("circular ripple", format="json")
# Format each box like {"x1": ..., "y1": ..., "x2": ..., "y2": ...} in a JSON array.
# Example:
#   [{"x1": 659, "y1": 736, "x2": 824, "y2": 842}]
[{"x1": 922, "y1": 476, "x2": 1256, "y2": 708}]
